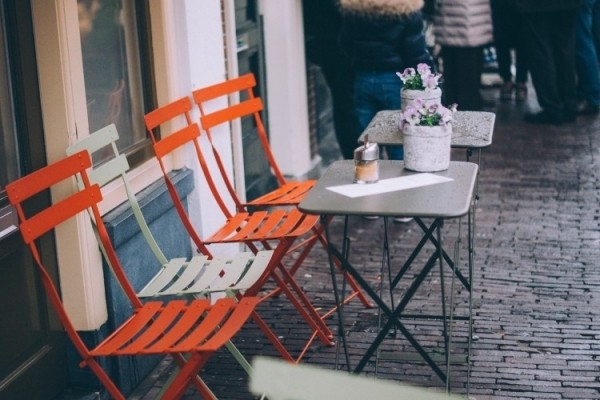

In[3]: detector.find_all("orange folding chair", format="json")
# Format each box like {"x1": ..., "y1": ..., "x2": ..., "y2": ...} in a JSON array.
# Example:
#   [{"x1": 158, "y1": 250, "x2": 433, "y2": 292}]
[
  {"x1": 191, "y1": 74, "x2": 371, "y2": 306},
  {"x1": 144, "y1": 98, "x2": 336, "y2": 362},
  {"x1": 192, "y1": 73, "x2": 314, "y2": 208},
  {"x1": 6, "y1": 150, "x2": 259, "y2": 400}
]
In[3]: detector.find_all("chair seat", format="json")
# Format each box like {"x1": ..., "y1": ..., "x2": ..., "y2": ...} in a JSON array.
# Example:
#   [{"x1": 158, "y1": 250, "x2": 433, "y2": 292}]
[
  {"x1": 245, "y1": 180, "x2": 316, "y2": 207},
  {"x1": 91, "y1": 297, "x2": 258, "y2": 356},
  {"x1": 137, "y1": 251, "x2": 274, "y2": 298},
  {"x1": 205, "y1": 208, "x2": 319, "y2": 244}
]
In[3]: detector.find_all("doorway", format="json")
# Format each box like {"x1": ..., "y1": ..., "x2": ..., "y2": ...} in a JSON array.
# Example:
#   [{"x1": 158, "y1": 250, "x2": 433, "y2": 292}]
[
  {"x1": 234, "y1": 0, "x2": 274, "y2": 201},
  {"x1": 0, "y1": 1, "x2": 69, "y2": 399}
]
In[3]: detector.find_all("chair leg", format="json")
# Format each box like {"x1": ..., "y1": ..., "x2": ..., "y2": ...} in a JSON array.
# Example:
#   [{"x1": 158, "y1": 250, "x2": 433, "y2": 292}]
[{"x1": 164, "y1": 352, "x2": 215, "y2": 400}]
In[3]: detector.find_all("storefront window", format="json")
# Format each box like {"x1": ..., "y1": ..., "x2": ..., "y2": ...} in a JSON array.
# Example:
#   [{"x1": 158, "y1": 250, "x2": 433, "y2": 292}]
[
  {"x1": 0, "y1": 4, "x2": 17, "y2": 189},
  {"x1": 78, "y1": 0, "x2": 152, "y2": 165}
]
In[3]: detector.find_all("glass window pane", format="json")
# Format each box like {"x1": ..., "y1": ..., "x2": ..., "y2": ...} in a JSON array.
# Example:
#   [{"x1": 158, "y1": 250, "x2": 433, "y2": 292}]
[
  {"x1": 78, "y1": 0, "x2": 147, "y2": 164},
  {"x1": 0, "y1": 5, "x2": 18, "y2": 189}
]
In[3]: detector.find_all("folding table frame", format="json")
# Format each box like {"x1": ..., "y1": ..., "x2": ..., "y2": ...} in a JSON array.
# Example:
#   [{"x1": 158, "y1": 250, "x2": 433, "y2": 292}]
[{"x1": 299, "y1": 160, "x2": 478, "y2": 391}]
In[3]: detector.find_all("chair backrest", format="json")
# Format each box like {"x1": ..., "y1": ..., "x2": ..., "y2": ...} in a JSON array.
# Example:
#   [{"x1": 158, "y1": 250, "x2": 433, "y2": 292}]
[
  {"x1": 66, "y1": 124, "x2": 170, "y2": 265},
  {"x1": 250, "y1": 357, "x2": 465, "y2": 400},
  {"x1": 66, "y1": 125, "x2": 274, "y2": 298},
  {"x1": 5, "y1": 150, "x2": 142, "y2": 355},
  {"x1": 143, "y1": 97, "x2": 240, "y2": 219},
  {"x1": 192, "y1": 73, "x2": 287, "y2": 189}
]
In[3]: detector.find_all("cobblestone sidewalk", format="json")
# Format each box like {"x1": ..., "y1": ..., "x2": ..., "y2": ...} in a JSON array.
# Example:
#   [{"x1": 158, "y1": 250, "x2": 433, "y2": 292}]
[{"x1": 129, "y1": 86, "x2": 600, "y2": 400}]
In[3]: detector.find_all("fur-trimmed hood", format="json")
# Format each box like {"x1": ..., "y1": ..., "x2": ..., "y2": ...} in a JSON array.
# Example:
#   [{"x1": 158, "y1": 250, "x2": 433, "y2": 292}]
[{"x1": 338, "y1": 0, "x2": 424, "y2": 16}]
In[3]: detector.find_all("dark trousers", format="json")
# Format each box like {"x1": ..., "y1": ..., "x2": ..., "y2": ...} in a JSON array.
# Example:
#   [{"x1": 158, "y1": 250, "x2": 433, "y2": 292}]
[
  {"x1": 491, "y1": 0, "x2": 529, "y2": 83},
  {"x1": 441, "y1": 46, "x2": 484, "y2": 111},
  {"x1": 521, "y1": 10, "x2": 578, "y2": 116}
]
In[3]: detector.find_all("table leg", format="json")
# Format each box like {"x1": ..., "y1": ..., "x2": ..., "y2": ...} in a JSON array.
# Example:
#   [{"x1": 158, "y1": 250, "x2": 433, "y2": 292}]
[{"x1": 323, "y1": 215, "x2": 352, "y2": 371}]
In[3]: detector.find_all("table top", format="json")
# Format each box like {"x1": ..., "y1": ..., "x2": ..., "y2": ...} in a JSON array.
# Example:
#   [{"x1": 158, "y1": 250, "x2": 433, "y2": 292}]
[
  {"x1": 358, "y1": 110, "x2": 495, "y2": 149},
  {"x1": 299, "y1": 160, "x2": 478, "y2": 218}
]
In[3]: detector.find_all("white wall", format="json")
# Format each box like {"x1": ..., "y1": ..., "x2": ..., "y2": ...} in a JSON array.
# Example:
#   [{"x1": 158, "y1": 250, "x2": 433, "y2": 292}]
[{"x1": 259, "y1": 0, "x2": 315, "y2": 178}]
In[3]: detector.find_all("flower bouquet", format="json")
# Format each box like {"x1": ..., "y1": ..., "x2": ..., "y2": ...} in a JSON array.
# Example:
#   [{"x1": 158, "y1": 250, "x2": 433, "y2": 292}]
[
  {"x1": 396, "y1": 63, "x2": 442, "y2": 112},
  {"x1": 399, "y1": 99, "x2": 457, "y2": 172}
]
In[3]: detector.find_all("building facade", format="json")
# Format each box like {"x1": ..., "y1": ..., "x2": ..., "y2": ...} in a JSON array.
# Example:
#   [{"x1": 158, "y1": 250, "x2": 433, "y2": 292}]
[{"x1": 0, "y1": 0, "x2": 321, "y2": 397}]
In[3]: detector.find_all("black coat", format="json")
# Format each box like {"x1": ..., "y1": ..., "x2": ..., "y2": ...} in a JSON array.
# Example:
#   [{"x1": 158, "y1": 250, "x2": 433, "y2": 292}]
[
  {"x1": 515, "y1": 0, "x2": 584, "y2": 14},
  {"x1": 340, "y1": 9, "x2": 434, "y2": 72}
]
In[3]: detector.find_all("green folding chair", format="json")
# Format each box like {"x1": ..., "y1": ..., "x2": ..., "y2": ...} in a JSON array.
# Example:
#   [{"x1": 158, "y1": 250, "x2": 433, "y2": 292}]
[{"x1": 66, "y1": 124, "x2": 274, "y2": 378}]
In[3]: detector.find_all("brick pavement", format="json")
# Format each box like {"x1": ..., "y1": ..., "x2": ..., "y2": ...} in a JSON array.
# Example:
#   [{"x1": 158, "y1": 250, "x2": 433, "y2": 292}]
[{"x1": 128, "y1": 86, "x2": 600, "y2": 400}]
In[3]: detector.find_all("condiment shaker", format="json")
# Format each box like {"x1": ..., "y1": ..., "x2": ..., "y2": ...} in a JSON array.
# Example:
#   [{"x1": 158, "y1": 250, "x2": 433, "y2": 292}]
[{"x1": 353, "y1": 135, "x2": 379, "y2": 184}]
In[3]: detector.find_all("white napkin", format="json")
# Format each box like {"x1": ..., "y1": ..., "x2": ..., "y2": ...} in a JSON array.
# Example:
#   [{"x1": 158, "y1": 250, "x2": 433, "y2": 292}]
[{"x1": 327, "y1": 173, "x2": 453, "y2": 198}]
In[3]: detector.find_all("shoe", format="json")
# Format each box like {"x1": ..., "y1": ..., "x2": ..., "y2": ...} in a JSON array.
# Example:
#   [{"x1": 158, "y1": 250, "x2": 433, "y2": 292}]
[
  {"x1": 576, "y1": 100, "x2": 600, "y2": 115},
  {"x1": 524, "y1": 111, "x2": 563, "y2": 125},
  {"x1": 515, "y1": 83, "x2": 527, "y2": 102},
  {"x1": 363, "y1": 215, "x2": 380, "y2": 220},
  {"x1": 500, "y1": 82, "x2": 514, "y2": 101},
  {"x1": 393, "y1": 217, "x2": 413, "y2": 223}
]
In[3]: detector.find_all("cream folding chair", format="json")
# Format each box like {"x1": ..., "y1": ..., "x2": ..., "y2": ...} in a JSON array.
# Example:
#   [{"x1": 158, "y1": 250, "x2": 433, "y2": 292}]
[
  {"x1": 250, "y1": 357, "x2": 466, "y2": 400},
  {"x1": 66, "y1": 124, "x2": 274, "y2": 377}
]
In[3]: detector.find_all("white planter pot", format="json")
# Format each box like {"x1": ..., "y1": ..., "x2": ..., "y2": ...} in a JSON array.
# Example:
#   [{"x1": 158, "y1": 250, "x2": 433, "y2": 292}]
[
  {"x1": 400, "y1": 87, "x2": 442, "y2": 112},
  {"x1": 403, "y1": 123, "x2": 451, "y2": 172}
]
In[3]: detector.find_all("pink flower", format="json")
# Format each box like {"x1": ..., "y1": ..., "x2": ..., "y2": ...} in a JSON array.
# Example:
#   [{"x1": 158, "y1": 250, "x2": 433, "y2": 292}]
[
  {"x1": 423, "y1": 74, "x2": 440, "y2": 91},
  {"x1": 417, "y1": 63, "x2": 431, "y2": 77}
]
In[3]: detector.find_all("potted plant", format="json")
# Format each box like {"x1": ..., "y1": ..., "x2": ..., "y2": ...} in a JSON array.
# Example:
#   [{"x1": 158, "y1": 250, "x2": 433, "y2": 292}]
[
  {"x1": 399, "y1": 100, "x2": 457, "y2": 172},
  {"x1": 396, "y1": 63, "x2": 442, "y2": 112}
]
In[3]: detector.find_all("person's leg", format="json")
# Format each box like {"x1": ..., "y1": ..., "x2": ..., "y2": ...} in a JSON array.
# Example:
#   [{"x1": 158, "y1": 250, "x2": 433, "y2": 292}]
[
  {"x1": 377, "y1": 72, "x2": 403, "y2": 160},
  {"x1": 512, "y1": 9, "x2": 529, "y2": 83},
  {"x1": 440, "y1": 46, "x2": 460, "y2": 106},
  {"x1": 522, "y1": 12, "x2": 564, "y2": 122},
  {"x1": 492, "y1": 0, "x2": 515, "y2": 100},
  {"x1": 575, "y1": 0, "x2": 600, "y2": 112},
  {"x1": 319, "y1": 52, "x2": 360, "y2": 158},
  {"x1": 449, "y1": 47, "x2": 484, "y2": 111},
  {"x1": 492, "y1": 0, "x2": 513, "y2": 83},
  {"x1": 354, "y1": 72, "x2": 379, "y2": 138},
  {"x1": 553, "y1": 9, "x2": 579, "y2": 119},
  {"x1": 592, "y1": 0, "x2": 600, "y2": 62}
]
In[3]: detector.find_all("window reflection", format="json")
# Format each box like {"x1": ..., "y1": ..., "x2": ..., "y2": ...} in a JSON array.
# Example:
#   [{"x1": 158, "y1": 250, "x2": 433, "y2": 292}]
[
  {"x1": 0, "y1": 7, "x2": 18, "y2": 189},
  {"x1": 78, "y1": 0, "x2": 146, "y2": 164}
]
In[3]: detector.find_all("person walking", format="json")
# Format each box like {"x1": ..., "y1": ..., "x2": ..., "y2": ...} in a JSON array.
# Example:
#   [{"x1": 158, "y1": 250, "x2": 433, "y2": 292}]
[
  {"x1": 575, "y1": 0, "x2": 600, "y2": 115},
  {"x1": 515, "y1": 0, "x2": 583, "y2": 125},
  {"x1": 491, "y1": 0, "x2": 529, "y2": 102},
  {"x1": 339, "y1": 0, "x2": 435, "y2": 160},
  {"x1": 433, "y1": 0, "x2": 494, "y2": 111}
]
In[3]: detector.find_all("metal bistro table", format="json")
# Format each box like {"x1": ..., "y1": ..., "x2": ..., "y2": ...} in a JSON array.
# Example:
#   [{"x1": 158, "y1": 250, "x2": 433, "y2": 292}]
[
  {"x1": 358, "y1": 110, "x2": 495, "y2": 162},
  {"x1": 298, "y1": 160, "x2": 478, "y2": 390}
]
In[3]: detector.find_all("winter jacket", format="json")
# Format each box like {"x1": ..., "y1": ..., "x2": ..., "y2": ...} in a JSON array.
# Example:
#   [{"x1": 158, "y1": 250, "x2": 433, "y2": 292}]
[
  {"x1": 433, "y1": 0, "x2": 493, "y2": 48},
  {"x1": 339, "y1": 0, "x2": 434, "y2": 72},
  {"x1": 514, "y1": 0, "x2": 584, "y2": 14}
]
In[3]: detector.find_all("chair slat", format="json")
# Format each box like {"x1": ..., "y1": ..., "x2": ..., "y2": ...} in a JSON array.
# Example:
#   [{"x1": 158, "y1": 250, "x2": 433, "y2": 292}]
[
  {"x1": 171, "y1": 298, "x2": 235, "y2": 352},
  {"x1": 137, "y1": 258, "x2": 188, "y2": 298},
  {"x1": 153, "y1": 124, "x2": 200, "y2": 159},
  {"x1": 200, "y1": 97, "x2": 263, "y2": 130},
  {"x1": 192, "y1": 73, "x2": 255, "y2": 102},
  {"x1": 141, "y1": 299, "x2": 210, "y2": 353},
  {"x1": 93, "y1": 302, "x2": 163, "y2": 355},
  {"x1": 116, "y1": 300, "x2": 188, "y2": 354},
  {"x1": 144, "y1": 97, "x2": 193, "y2": 130},
  {"x1": 18, "y1": 185, "x2": 101, "y2": 244},
  {"x1": 6, "y1": 150, "x2": 91, "y2": 203}
]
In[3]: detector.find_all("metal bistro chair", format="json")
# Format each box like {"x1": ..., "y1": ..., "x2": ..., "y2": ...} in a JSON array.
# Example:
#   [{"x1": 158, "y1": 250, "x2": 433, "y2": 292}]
[
  {"x1": 144, "y1": 98, "x2": 336, "y2": 362},
  {"x1": 192, "y1": 74, "x2": 371, "y2": 309},
  {"x1": 66, "y1": 124, "x2": 275, "y2": 379},
  {"x1": 192, "y1": 73, "x2": 315, "y2": 208},
  {"x1": 5, "y1": 150, "x2": 259, "y2": 400}
]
